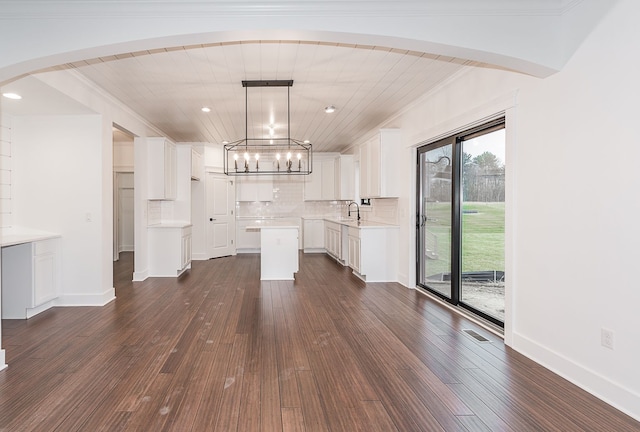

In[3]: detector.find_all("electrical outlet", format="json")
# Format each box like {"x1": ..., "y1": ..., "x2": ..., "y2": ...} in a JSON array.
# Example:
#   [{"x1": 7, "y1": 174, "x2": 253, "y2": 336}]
[{"x1": 601, "y1": 328, "x2": 614, "y2": 350}]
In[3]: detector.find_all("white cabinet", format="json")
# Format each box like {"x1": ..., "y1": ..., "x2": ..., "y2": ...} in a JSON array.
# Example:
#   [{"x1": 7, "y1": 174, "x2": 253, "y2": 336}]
[
  {"x1": 181, "y1": 230, "x2": 192, "y2": 269},
  {"x1": 236, "y1": 219, "x2": 261, "y2": 251},
  {"x1": 324, "y1": 221, "x2": 342, "y2": 261},
  {"x1": 260, "y1": 227, "x2": 299, "y2": 281},
  {"x1": 337, "y1": 155, "x2": 355, "y2": 201},
  {"x1": 359, "y1": 129, "x2": 401, "y2": 198},
  {"x1": 304, "y1": 154, "x2": 338, "y2": 201},
  {"x1": 191, "y1": 148, "x2": 203, "y2": 181},
  {"x1": 148, "y1": 225, "x2": 192, "y2": 276},
  {"x1": 148, "y1": 138, "x2": 177, "y2": 200},
  {"x1": 347, "y1": 227, "x2": 361, "y2": 273},
  {"x1": 346, "y1": 225, "x2": 399, "y2": 282},
  {"x1": 304, "y1": 168, "x2": 322, "y2": 201},
  {"x1": 303, "y1": 219, "x2": 324, "y2": 252},
  {"x1": 321, "y1": 158, "x2": 336, "y2": 200},
  {"x1": 237, "y1": 175, "x2": 273, "y2": 202},
  {"x1": 1, "y1": 238, "x2": 61, "y2": 319}
]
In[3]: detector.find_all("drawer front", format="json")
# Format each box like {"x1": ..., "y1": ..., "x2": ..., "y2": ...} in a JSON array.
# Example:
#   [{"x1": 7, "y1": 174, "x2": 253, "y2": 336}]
[{"x1": 34, "y1": 238, "x2": 59, "y2": 256}]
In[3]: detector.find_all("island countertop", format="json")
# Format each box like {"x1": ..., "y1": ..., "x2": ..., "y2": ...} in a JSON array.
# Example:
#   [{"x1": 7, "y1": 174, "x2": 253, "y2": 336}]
[{"x1": 246, "y1": 220, "x2": 300, "y2": 230}]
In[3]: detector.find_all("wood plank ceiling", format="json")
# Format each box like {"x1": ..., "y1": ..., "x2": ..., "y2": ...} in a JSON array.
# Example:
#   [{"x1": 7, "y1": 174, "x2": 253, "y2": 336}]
[{"x1": 66, "y1": 41, "x2": 476, "y2": 152}]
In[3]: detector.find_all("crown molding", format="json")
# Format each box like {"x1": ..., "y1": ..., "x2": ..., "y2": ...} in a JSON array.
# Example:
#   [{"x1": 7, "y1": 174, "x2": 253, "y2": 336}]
[{"x1": 0, "y1": 0, "x2": 581, "y2": 19}]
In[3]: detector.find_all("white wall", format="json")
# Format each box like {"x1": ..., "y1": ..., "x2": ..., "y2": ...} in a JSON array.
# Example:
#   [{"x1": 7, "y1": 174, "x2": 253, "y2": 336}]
[
  {"x1": 0, "y1": 113, "x2": 11, "y2": 228},
  {"x1": 11, "y1": 114, "x2": 114, "y2": 304},
  {"x1": 367, "y1": 0, "x2": 639, "y2": 420}
]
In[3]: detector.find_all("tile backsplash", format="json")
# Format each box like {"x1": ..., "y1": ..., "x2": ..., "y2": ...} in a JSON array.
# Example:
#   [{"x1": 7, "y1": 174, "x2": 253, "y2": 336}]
[{"x1": 237, "y1": 177, "x2": 398, "y2": 224}]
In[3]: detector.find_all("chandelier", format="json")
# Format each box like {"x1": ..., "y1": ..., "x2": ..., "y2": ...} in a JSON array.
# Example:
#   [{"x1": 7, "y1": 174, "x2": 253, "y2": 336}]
[{"x1": 224, "y1": 80, "x2": 312, "y2": 176}]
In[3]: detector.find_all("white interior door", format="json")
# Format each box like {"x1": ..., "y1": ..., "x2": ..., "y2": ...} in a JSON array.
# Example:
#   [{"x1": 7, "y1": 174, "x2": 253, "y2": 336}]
[{"x1": 206, "y1": 172, "x2": 236, "y2": 258}]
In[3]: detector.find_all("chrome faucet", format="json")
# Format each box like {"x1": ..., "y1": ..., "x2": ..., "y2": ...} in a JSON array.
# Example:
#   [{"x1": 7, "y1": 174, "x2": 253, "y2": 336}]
[{"x1": 348, "y1": 201, "x2": 361, "y2": 221}]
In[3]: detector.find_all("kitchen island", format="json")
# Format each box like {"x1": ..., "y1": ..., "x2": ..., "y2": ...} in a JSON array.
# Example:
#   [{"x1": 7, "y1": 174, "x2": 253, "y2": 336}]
[{"x1": 246, "y1": 220, "x2": 299, "y2": 280}]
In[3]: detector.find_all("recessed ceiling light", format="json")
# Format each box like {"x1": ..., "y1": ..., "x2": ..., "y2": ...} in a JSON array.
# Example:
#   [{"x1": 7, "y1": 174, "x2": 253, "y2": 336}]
[
  {"x1": 2, "y1": 92, "x2": 22, "y2": 100},
  {"x1": 222, "y1": 140, "x2": 229, "y2": 144},
  {"x1": 201, "y1": 106, "x2": 211, "y2": 113},
  {"x1": 303, "y1": 140, "x2": 310, "y2": 144},
  {"x1": 324, "y1": 105, "x2": 336, "y2": 114}
]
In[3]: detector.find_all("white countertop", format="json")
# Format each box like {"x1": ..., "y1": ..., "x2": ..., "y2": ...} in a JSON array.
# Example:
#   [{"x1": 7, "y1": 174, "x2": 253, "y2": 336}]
[
  {"x1": 1, "y1": 227, "x2": 62, "y2": 247},
  {"x1": 246, "y1": 220, "x2": 299, "y2": 230},
  {"x1": 148, "y1": 222, "x2": 192, "y2": 228},
  {"x1": 323, "y1": 217, "x2": 399, "y2": 229}
]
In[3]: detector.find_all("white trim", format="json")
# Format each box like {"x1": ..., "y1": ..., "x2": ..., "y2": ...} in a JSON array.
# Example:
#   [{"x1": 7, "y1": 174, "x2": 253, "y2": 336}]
[
  {"x1": 113, "y1": 165, "x2": 134, "y2": 173},
  {"x1": 0, "y1": 1, "x2": 577, "y2": 19},
  {"x1": 0, "y1": 349, "x2": 6, "y2": 371},
  {"x1": 55, "y1": 288, "x2": 116, "y2": 307},
  {"x1": 25, "y1": 299, "x2": 58, "y2": 319},
  {"x1": 133, "y1": 269, "x2": 148, "y2": 281},
  {"x1": 192, "y1": 252, "x2": 209, "y2": 261},
  {"x1": 237, "y1": 248, "x2": 260, "y2": 254},
  {"x1": 513, "y1": 332, "x2": 640, "y2": 423}
]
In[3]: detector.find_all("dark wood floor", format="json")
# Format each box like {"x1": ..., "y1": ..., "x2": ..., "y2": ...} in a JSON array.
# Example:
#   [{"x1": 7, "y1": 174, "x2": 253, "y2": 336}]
[{"x1": 1, "y1": 252, "x2": 638, "y2": 431}]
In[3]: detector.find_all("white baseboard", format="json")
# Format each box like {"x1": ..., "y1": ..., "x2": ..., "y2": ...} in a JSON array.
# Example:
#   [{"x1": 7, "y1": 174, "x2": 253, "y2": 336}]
[
  {"x1": 133, "y1": 269, "x2": 148, "y2": 281},
  {"x1": 192, "y1": 252, "x2": 208, "y2": 261},
  {"x1": 512, "y1": 332, "x2": 640, "y2": 422},
  {"x1": 0, "y1": 349, "x2": 6, "y2": 371},
  {"x1": 237, "y1": 248, "x2": 260, "y2": 254},
  {"x1": 55, "y1": 288, "x2": 116, "y2": 307},
  {"x1": 303, "y1": 248, "x2": 325, "y2": 253}
]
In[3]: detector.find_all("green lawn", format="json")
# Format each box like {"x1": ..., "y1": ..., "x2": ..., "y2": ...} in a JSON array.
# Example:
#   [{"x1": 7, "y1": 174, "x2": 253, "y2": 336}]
[{"x1": 424, "y1": 202, "x2": 504, "y2": 275}]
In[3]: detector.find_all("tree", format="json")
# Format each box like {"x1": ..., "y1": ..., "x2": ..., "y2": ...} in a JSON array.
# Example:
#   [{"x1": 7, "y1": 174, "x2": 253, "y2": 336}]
[{"x1": 472, "y1": 151, "x2": 501, "y2": 173}]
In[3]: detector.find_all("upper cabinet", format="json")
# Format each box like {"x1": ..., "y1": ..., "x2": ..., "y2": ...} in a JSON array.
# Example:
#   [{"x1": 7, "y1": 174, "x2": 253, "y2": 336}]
[
  {"x1": 236, "y1": 175, "x2": 273, "y2": 202},
  {"x1": 191, "y1": 148, "x2": 203, "y2": 181},
  {"x1": 359, "y1": 129, "x2": 400, "y2": 198},
  {"x1": 337, "y1": 155, "x2": 355, "y2": 201},
  {"x1": 148, "y1": 137, "x2": 177, "y2": 200},
  {"x1": 304, "y1": 153, "x2": 339, "y2": 201}
]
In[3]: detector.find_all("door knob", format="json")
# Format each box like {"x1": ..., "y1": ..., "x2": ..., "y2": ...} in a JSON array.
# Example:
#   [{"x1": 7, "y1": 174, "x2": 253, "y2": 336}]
[{"x1": 210, "y1": 218, "x2": 216, "y2": 221}]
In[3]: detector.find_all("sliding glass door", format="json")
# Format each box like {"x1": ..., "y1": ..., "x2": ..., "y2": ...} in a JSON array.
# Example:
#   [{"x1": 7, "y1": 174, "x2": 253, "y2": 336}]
[
  {"x1": 417, "y1": 142, "x2": 454, "y2": 299},
  {"x1": 417, "y1": 120, "x2": 505, "y2": 326}
]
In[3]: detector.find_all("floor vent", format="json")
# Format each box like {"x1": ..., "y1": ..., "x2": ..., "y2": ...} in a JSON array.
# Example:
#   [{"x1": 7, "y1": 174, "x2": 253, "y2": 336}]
[{"x1": 462, "y1": 329, "x2": 490, "y2": 342}]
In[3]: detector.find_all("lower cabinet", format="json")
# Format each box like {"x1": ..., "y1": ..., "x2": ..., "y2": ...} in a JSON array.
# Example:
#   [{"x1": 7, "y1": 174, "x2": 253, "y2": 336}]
[
  {"x1": 347, "y1": 227, "x2": 361, "y2": 273},
  {"x1": 1, "y1": 238, "x2": 61, "y2": 319},
  {"x1": 347, "y1": 226, "x2": 399, "y2": 282},
  {"x1": 148, "y1": 224, "x2": 192, "y2": 276},
  {"x1": 324, "y1": 221, "x2": 342, "y2": 261},
  {"x1": 181, "y1": 230, "x2": 192, "y2": 270},
  {"x1": 303, "y1": 219, "x2": 324, "y2": 252},
  {"x1": 236, "y1": 219, "x2": 261, "y2": 252}
]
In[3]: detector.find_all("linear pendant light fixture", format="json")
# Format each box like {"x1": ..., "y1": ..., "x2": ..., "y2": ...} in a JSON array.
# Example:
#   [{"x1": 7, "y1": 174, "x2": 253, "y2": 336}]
[{"x1": 224, "y1": 80, "x2": 313, "y2": 176}]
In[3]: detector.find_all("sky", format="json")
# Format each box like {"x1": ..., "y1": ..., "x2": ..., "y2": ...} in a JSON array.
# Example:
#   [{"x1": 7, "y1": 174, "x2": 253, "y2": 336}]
[{"x1": 463, "y1": 129, "x2": 505, "y2": 165}]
